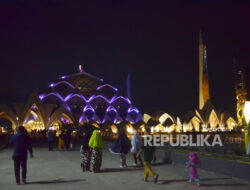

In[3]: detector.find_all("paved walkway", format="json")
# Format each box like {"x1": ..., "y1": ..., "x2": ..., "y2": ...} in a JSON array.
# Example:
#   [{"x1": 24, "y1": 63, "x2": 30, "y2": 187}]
[{"x1": 0, "y1": 146, "x2": 250, "y2": 190}]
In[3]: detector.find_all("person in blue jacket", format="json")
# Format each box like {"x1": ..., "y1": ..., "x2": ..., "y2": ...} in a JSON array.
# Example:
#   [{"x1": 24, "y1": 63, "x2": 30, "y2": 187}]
[
  {"x1": 109, "y1": 128, "x2": 131, "y2": 168},
  {"x1": 9, "y1": 126, "x2": 33, "y2": 185}
]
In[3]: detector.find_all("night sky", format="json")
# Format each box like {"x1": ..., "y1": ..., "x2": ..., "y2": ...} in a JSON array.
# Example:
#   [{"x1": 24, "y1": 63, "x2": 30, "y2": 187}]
[{"x1": 0, "y1": 1, "x2": 250, "y2": 117}]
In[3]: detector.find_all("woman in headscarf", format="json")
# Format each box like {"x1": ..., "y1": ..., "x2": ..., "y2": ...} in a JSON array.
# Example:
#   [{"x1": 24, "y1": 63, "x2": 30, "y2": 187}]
[
  {"x1": 58, "y1": 131, "x2": 65, "y2": 151},
  {"x1": 88, "y1": 130, "x2": 104, "y2": 173},
  {"x1": 80, "y1": 127, "x2": 93, "y2": 172},
  {"x1": 131, "y1": 130, "x2": 143, "y2": 166},
  {"x1": 109, "y1": 128, "x2": 131, "y2": 168}
]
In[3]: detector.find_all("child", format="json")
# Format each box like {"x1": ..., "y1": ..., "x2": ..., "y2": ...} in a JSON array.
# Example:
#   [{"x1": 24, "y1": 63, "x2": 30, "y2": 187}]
[
  {"x1": 88, "y1": 130, "x2": 104, "y2": 173},
  {"x1": 109, "y1": 129, "x2": 131, "y2": 168},
  {"x1": 186, "y1": 152, "x2": 200, "y2": 187},
  {"x1": 137, "y1": 128, "x2": 159, "y2": 184},
  {"x1": 131, "y1": 130, "x2": 143, "y2": 166}
]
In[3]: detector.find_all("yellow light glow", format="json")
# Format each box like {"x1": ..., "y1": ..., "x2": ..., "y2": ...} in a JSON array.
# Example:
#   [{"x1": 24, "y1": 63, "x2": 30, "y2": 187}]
[
  {"x1": 150, "y1": 127, "x2": 154, "y2": 133},
  {"x1": 143, "y1": 113, "x2": 151, "y2": 123},
  {"x1": 111, "y1": 125, "x2": 118, "y2": 133},
  {"x1": 244, "y1": 101, "x2": 250, "y2": 124},
  {"x1": 126, "y1": 124, "x2": 134, "y2": 134},
  {"x1": 155, "y1": 126, "x2": 159, "y2": 132}
]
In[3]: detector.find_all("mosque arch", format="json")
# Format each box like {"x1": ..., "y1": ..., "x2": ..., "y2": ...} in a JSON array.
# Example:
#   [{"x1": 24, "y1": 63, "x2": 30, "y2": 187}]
[{"x1": 0, "y1": 112, "x2": 16, "y2": 131}]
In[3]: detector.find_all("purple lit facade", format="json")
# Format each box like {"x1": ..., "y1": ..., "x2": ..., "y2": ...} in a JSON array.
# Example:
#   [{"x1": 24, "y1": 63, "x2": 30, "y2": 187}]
[{"x1": 39, "y1": 71, "x2": 142, "y2": 124}]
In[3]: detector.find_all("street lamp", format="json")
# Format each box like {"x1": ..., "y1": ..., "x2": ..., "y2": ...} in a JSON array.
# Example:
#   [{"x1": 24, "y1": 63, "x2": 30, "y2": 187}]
[{"x1": 244, "y1": 101, "x2": 250, "y2": 155}]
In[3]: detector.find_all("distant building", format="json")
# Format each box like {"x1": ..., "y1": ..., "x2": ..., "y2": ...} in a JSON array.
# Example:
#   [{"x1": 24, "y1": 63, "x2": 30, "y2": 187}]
[{"x1": 0, "y1": 67, "x2": 142, "y2": 132}]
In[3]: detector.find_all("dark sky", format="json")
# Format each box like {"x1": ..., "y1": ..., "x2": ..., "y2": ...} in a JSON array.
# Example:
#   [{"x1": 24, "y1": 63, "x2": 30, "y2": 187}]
[{"x1": 0, "y1": 1, "x2": 250, "y2": 116}]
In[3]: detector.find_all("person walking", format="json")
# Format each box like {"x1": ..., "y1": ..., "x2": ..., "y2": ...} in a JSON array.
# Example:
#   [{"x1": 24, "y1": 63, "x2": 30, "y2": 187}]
[
  {"x1": 109, "y1": 128, "x2": 131, "y2": 168},
  {"x1": 9, "y1": 126, "x2": 33, "y2": 185},
  {"x1": 131, "y1": 130, "x2": 143, "y2": 166},
  {"x1": 64, "y1": 130, "x2": 71, "y2": 151},
  {"x1": 137, "y1": 128, "x2": 159, "y2": 184},
  {"x1": 80, "y1": 127, "x2": 93, "y2": 172},
  {"x1": 48, "y1": 128, "x2": 55, "y2": 151},
  {"x1": 88, "y1": 130, "x2": 104, "y2": 173}
]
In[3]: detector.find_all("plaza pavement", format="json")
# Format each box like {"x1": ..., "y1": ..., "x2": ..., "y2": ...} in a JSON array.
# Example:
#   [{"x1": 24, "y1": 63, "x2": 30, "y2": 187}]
[{"x1": 0, "y1": 145, "x2": 250, "y2": 190}]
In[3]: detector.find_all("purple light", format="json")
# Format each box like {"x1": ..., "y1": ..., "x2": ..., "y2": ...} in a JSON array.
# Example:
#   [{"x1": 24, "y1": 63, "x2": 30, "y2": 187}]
[
  {"x1": 64, "y1": 93, "x2": 73, "y2": 101},
  {"x1": 90, "y1": 95, "x2": 110, "y2": 104},
  {"x1": 128, "y1": 106, "x2": 139, "y2": 114},
  {"x1": 42, "y1": 93, "x2": 64, "y2": 102},
  {"x1": 61, "y1": 116, "x2": 69, "y2": 124},
  {"x1": 65, "y1": 104, "x2": 71, "y2": 112},
  {"x1": 42, "y1": 92, "x2": 122, "y2": 105},
  {"x1": 111, "y1": 96, "x2": 132, "y2": 105},
  {"x1": 49, "y1": 83, "x2": 55, "y2": 87},
  {"x1": 39, "y1": 94, "x2": 45, "y2": 100},
  {"x1": 66, "y1": 94, "x2": 87, "y2": 102},
  {"x1": 60, "y1": 75, "x2": 67, "y2": 79},
  {"x1": 110, "y1": 96, "x2": 117, "y2": 102},
  {"x1": 106, "y1": 105, "x2": 117, "y2": 113},
  {"x1": 97, "y1": 84, "x2": 118, "y2": 91},
  {"x1": 83, "y1": 104, "x2": 95, "y2": 112},
  {"x1": 79, "y1": 114, "x2": 85, "y2": 123},
  {"x1": 24, "y1": 114, "x2": 37, "y2": 123},
  {"x1": 87, "y1": 95, "x2": 95, "y2": 103},
  {"x1": 49, "y1": 81, "x2": 75, "y2": 89}
]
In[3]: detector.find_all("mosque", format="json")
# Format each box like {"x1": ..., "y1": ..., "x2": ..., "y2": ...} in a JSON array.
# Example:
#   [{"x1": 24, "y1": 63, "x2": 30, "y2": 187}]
[
  {"x1": 0, "y1": 65, "x2": 142, "y2": 134},
  {"x1": 0, "y1": 33, "x2": 246, "y2": 135}
]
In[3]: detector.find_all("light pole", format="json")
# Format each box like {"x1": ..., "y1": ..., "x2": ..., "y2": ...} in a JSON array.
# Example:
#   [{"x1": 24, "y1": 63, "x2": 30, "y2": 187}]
[{"x1": 244, "y1": 101, "x2": 250, "y2": 155}]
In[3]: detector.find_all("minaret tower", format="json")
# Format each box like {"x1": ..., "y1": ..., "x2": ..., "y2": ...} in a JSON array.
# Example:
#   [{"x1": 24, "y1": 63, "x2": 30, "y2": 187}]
[{"x1": 199, "y1": 32, "x2": 210, "y2": 109}]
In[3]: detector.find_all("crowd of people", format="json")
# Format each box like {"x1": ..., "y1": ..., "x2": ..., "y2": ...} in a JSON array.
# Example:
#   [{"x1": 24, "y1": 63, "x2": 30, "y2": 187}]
[{"x1": 9, "y1": 125, "x2": 201, "y2": 186}]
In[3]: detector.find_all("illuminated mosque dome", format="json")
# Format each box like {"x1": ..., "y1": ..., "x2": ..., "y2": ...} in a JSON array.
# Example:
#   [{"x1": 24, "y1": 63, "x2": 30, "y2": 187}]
[{"x1": 39, "y1": 67, "x2": 141, "y2": 125}]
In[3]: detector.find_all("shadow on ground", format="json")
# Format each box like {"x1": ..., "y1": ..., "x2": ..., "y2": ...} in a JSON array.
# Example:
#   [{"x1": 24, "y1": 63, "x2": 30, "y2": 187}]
[
  {"x1": 160, "y1": 177, "x2": 232, "y2": 184},
  {"x1": 26, "y1": 178, "x2": 85, "y2": 184},
  {"x1": 200, "y1": 183, "x2": 247, "y2": 187},
  {"x1": 101, "y1": 167, "x2": 143, "y2": 173},
  {"x1": 159, "y1": 177, "x2": 246, "y2": 187}
]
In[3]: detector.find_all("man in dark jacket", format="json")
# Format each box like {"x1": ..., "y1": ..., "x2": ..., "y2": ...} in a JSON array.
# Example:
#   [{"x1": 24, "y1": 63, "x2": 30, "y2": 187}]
[
  {"x1": 9, "y1": 126, "x2": 33, "y2": 185},
  {"x1": 48, "y1": 128, "x2": 55, "y2": 151}
]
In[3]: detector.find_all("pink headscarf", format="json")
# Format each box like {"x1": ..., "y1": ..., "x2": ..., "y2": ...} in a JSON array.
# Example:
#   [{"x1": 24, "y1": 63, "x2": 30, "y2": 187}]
[{"x1": 189, "y1": 152, "x2": 200, "y2": 164}]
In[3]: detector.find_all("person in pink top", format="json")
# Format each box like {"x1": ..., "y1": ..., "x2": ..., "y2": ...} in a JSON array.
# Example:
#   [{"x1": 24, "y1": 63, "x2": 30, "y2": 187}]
[{"x1": 186, "y1": 152, "x2": 200, "y2": 187}]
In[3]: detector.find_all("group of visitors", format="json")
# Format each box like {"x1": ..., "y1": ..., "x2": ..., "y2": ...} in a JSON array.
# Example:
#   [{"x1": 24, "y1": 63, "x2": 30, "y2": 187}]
[
  {"x1": 9, "y1": 125, "x2": 201, "y2": 186},
  {"x1": 47, "y1": 129, "x2": 72, "y2": 151},
  {"x1": 79, "y1": 126, "x2": 160, "y2": 184}
]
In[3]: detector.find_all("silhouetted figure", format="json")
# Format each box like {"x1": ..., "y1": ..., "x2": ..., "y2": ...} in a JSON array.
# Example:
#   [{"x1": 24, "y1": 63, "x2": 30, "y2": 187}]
[
  {"x1": 80, "y1": 127, "x2": 93, "y2": 172},
  {"x1": 109, "y1": 129, "x2": 131, "y2": 168},
  {"x1": 9, "y1": 126, "x2": 33, "y2": 185},
  {"x1": 131, "y1": 130, "x2": 143, "y2": 166},
  {"x1": 64, "y1": 130, "x2": 71, "y2": 151},
  {"x1": 48, "y1": 128, "x2": 55, "y2": 151}
]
